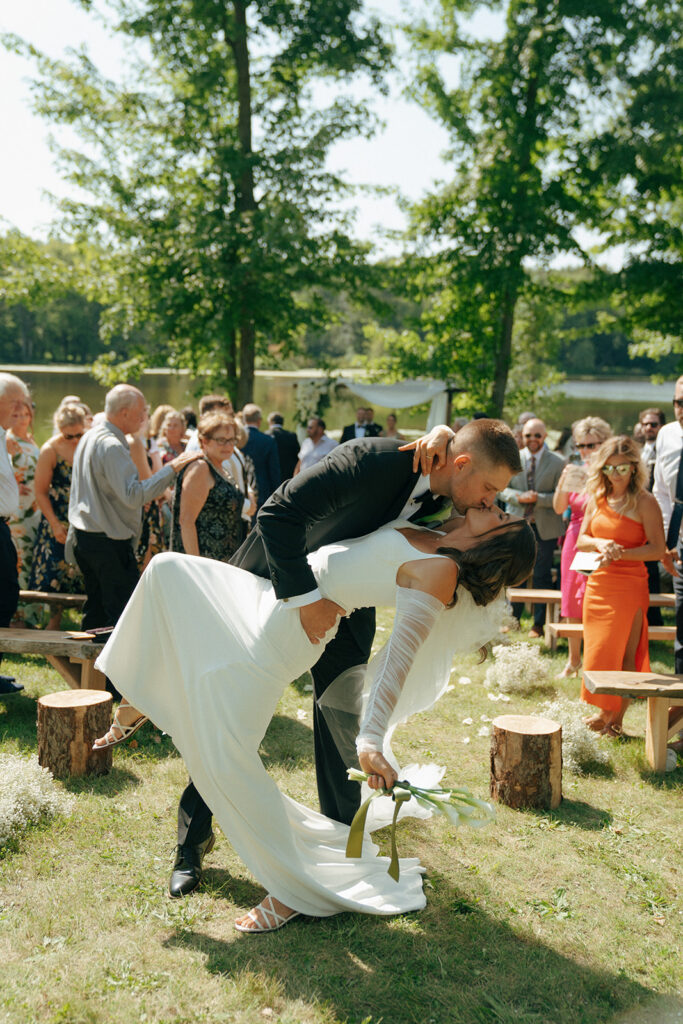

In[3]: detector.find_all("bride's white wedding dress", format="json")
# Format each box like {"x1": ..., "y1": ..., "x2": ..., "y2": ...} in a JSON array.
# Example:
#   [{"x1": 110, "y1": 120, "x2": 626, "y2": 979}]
[{"x1": 97, "y1": 522, "x2": 503, "y2": 918}]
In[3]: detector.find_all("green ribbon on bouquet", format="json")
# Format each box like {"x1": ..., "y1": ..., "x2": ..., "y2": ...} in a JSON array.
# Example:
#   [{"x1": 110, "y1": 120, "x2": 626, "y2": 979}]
[{"x1": 345, "y1": 768, "x2": 496, "y2": 882}]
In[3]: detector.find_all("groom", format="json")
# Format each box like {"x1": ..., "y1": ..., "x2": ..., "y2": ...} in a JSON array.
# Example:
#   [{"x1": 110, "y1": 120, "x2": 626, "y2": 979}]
[{"x1": 170, "y1": 419, "x2": 521, "y2": 896}]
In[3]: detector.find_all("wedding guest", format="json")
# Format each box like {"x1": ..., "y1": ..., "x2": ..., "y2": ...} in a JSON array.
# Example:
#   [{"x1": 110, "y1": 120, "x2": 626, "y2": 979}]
[
  {"x1": 7, "y1": 399, "x2": 41, "y2": 592},
  {"x1": 169, "y1": 412, "x2": 245, "y2": 561},
  {"x1": 382, "y1": 413, "x2": 405, "y2": 441},
  {"x1": 68, "y1": 385, "x2": 200, "y2": 637},
  {"x1": 294, "y1": 418, "x2": 338, "y2": 475},
  {"x1": 500, "y1": 417, "x2": 565, "y2": 636},
  {"x1": 266, "y1": 412, "x2": 299, "y2": 480},
  {"x1": 28, "y1": 403, "x2": 87, "y2": 630},
  {"x1": 0, "y1": 373, "x2": 31, "y2": 694},
  {"x1": 577, "y1": 436, "x2": 666, "y2": 736},
  {"x1": 638, "y1": 407, "x2": 667, "y2": 625},
  {"x1": 242, "y1": 404, "x2": 281, "y2": 514},
  {"x1": 127, "y1": 406, "x2": 166, "y2": 571},
  {"x1": 158, "y1": 411, "x2": 187, "y2": 463},
  {"x1": 149, "y1": 404, "x2": 175, "y2": 441},
  {"x1": 552, "y1": 417, "x2": 612, "y2": 678}
]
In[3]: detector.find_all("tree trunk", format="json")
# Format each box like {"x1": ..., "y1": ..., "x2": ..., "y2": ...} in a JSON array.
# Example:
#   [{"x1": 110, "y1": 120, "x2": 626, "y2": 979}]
[
  {"x1": 490, "y1": 714, "x2": 562, "y2": 809},
  {"x1": 491, "y1": 285, "x2": 517, "y2": 416},
  {"x1": 230, "y1": 0, "x2": 257, "y2": 408},
  {"x1": 37, "y1": 689, "x2": 113, "y2": 778}
]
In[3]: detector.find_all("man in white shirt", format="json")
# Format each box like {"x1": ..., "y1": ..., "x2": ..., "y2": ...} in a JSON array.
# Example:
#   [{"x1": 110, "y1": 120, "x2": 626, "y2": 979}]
[
  {"x1": 653, "y1": 378, "x2": 683, "y2": 672},
  {"x1": 294, "y1": 417, "x2": 338, "y2": 474},
  {"x1": 0, "y1": 373, "x2": 31, "y2": 694}
]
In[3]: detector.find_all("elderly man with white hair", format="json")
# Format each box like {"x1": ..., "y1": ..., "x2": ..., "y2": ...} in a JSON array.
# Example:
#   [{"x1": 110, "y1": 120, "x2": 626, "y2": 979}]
[
  {"x1": 68, "y1": 385, "x2": 201, "y2": 638},
  {"x1": 0, "y1": 373, "x2": 31, "y2": 694}
]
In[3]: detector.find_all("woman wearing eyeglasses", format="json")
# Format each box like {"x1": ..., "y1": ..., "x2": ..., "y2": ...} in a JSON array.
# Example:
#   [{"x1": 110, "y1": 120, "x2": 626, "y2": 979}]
[
  {"x1": 28, "y1": 402, "x2": 87, "y2": 628},
  {"x1": 552, "y1": 417, "x2": 612, "y2": 678},
  {"x1": 576, "y1": 436, "x2": 667, "y2": 736},
  {"x1": 169, "y1": 411, "x2": 245, "y2": 562}
]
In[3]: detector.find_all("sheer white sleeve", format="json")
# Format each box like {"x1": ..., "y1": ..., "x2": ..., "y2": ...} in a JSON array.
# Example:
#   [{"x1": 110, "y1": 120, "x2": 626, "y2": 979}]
[{"x1": 356, "y1": 586, "x2": 445, "y2": 755}]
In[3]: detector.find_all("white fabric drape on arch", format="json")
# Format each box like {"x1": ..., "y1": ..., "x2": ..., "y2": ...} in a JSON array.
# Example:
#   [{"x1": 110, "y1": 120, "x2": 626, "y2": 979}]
[{"x1": 335, "y1": 378, "x2": 449, "y2": 431}]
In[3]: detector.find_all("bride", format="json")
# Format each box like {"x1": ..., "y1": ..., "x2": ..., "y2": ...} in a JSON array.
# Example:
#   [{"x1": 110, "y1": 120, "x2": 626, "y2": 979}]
[{"x1": 95, "y1": 507, "x2": 535, "y2": 933}]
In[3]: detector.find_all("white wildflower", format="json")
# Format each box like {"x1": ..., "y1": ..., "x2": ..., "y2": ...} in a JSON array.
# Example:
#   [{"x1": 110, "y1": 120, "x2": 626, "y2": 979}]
[
  {"x1": 480, "y1": 714, "x2": 492, "y2": 722},
  {"x1": 477, "y1": 726, "x2": 490, "y2": 737},
  {"x1": 0, "y1": 754, "x2": 74, "y2": 849},
  {"x1": 458, "y1": 676, "x2": 472, "y2": 686},
  {"x1": 541, "y1": 697, "x2": 610, "y2": 774},
  {"x1": 485, "y1": 642, "x2": 551, "y2": 693}
]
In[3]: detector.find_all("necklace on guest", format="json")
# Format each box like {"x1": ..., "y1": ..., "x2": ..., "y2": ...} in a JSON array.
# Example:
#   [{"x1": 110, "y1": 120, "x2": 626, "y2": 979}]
[{"x1": 607, "y1": 494, "x2": 629, "y2": 515}]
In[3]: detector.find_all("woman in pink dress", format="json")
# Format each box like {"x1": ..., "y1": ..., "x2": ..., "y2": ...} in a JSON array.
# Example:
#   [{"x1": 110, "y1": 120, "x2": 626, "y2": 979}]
[{"x1": 552, "y1": 417, "x2": 612, "y2": 678}]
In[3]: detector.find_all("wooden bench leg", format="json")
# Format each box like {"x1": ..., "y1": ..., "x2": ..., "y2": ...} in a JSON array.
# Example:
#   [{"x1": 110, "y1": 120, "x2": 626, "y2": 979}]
[
  {"x1": 46, "y1": 654, "x2": 81, "y2": 690},
  {"x1": 645, "y1": 697, "x2": 669, "y2": 771},
  {"x1": 78, "y1": 659, "x2": 106, "y2": 690},
  {"x1": 544, "y1": 604, "x2": 558, "y2": 653}
]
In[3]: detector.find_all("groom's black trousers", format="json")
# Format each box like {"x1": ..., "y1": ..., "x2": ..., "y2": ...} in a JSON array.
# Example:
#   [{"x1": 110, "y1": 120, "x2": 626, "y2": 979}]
[{"x1": 177, "y1": 608, "x2": 375, "y2": 846}]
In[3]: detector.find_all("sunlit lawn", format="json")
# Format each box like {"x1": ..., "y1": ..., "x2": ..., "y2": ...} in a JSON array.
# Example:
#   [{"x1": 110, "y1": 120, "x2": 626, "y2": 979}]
[{"x1": 0, "y1": 609, "x2": 681, "y2": 1024}]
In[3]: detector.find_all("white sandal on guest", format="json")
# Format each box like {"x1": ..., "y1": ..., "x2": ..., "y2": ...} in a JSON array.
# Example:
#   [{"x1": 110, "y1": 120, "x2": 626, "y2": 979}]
[
  {"x1": 92, "y1": 704, "x2": 149, "y2": 750},
  {"x1": 234, "y1": 895, "x2": 300, "y2": 934}
]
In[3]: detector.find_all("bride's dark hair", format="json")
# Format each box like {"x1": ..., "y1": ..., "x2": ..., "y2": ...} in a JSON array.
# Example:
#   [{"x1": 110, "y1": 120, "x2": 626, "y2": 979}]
[{"x1": 437, "y1": 520, "x2": 537, "y2": 607}]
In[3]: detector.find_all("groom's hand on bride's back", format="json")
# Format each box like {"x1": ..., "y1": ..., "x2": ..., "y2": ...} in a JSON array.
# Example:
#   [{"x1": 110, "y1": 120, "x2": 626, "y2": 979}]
[
  {"x1": 300, "y1": 599, "x2": 346, "y2": 644},
  {"x1": 399, "y1": 424, "x2": 454, "y2": 474}
]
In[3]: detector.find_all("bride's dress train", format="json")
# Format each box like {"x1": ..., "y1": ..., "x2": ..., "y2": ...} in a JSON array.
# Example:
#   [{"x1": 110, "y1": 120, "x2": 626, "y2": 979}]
[{"x1": 96, "y1": 523, "x2": 503, "y2": 917}]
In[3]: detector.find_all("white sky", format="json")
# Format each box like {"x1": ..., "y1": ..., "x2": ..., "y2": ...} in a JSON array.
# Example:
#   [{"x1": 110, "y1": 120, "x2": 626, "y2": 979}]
[{"x1": 0, "y1": 0, "x2": 504, "y2": 250}]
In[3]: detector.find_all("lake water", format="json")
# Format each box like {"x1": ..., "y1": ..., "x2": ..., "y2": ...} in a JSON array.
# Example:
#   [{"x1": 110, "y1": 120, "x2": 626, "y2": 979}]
[{"x1": 3, "y1": 365, "x2": 674, "y2": 444}]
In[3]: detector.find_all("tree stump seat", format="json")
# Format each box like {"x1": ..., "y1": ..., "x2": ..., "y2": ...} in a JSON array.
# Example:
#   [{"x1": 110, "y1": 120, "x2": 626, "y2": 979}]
[
  {"x1": 490, "y1": 714, "x2": 562, "y2": 809},
  {"x1": 37, "y1": 689, "x2": 113, "y2": 778}
]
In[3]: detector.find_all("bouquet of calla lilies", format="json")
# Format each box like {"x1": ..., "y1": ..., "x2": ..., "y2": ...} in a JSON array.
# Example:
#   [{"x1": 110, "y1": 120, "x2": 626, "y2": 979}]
[{"x1": 346, "y1": 768, "x2": 496, "y2": 881}]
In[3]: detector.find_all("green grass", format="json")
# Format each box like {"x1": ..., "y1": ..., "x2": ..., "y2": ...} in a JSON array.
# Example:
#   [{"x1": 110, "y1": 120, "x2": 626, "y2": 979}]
[{"x1": 0, "y1": 613, "x2": 681, "y2": 1024}]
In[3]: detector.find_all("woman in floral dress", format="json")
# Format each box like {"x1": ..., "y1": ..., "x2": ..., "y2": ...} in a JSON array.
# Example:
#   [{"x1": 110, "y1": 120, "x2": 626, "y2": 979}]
[
  {"x1": 28, "y1": 403, "x2": 87, "y2": 630},
  {"x1": 7, "y1": 400, "x2": 41, "y2": 603}
]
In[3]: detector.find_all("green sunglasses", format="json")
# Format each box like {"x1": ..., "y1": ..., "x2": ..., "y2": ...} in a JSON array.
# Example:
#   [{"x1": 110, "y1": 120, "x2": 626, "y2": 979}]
[{"x1": 602, "y1": 464, "x2": 633, "y2": 477}]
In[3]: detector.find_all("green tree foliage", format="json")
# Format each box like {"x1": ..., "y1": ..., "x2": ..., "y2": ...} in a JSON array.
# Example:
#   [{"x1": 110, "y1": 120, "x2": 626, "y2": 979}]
[
  {"x1": 581, "y1": 0, "x2": 682, "y2": 364},
  {"x1": 374, "y1": 0, "x2": 678, "y2": 415},
  {"x1": 4, "y1": 1, "x2": 390, "y2": 405}
]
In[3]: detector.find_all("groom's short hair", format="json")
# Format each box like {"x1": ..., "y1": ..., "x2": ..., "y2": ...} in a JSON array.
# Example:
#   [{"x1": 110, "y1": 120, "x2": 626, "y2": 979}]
[{"x1": 450, "y1": 419, "x2": 521, "y2": 473}]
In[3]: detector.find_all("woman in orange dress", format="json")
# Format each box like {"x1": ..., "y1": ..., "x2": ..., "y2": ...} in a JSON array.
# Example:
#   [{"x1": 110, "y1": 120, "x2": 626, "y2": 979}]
[{"x1": 577, "y1": 436, "x2": 667, "y2": 736}]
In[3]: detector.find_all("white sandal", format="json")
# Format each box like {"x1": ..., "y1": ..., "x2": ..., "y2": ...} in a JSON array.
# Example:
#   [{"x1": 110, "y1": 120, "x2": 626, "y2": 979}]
[
  {"x1": 92, "y1": 704, "x2": 149, "y2": 750},
  {"x1": 234, "y1": 895, "x2": 300, "y2": 934}
]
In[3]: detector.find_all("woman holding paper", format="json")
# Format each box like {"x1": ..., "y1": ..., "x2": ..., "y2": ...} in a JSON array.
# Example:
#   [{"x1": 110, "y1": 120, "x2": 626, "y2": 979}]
[
  {"x1": 576, "y1": 436, "x2": 666, "y2": 736},
  {"x1": 552, "y1": 417, "x2": 612, "y2": 678}
]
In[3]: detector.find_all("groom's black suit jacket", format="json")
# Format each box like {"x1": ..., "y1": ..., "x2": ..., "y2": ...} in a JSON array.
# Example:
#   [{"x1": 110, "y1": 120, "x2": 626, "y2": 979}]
[
  {"x1": 231, "y1": 438, "x2": 423, "y2": 606},
  {"x1": 180, "y1": 439, "x2": 435, "y2": 835}
]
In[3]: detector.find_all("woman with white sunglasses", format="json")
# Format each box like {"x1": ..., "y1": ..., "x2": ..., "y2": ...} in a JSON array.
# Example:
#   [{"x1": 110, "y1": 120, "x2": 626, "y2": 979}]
[{"x1": 576, "y1": 436, "x2": 667, "y2": 736}]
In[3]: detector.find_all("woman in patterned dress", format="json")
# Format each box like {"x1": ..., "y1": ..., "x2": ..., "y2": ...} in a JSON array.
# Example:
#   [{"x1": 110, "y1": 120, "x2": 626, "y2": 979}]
[
  {"x1": 169, "y1": 411, "x2": 244, "y2": 561},
  {"x1": 28, "y1": 403, "x2": 87, "y2": 630},
  {"x1": 7, "y1": 399, "x2": 41, "y2": 595}
]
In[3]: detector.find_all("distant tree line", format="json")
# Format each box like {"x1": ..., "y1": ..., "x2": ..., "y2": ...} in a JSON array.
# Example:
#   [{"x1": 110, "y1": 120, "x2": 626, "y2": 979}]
[{"x1": 1, "y1": 0, "x2": 680, "y2": 412}]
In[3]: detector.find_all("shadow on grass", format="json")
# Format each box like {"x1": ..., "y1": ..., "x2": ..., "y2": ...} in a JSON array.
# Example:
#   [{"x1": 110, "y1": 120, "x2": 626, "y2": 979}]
[
  {"x1": 527, "y1": 798, "x2": 613, "y2": 831},
  {"x1": 259, "y1": 713, "x2": 314, "y2": 769},
  {"x1": 289, "y1": 670, "x2": 314, "y2": 697},
  {"x1": 166, "y1": 876, "x2": 652, "y2": 1024},
  {"x1": 0, "y1": 690, "x2": 40, "y2": 753},
  {"x1": 61, "y1": 763, "x2": 142, "y2": 796}
]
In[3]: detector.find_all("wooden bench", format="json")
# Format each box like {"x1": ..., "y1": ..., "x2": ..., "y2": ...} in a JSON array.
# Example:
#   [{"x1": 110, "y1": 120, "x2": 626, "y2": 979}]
[
  {"x1": 0, "y1": 628, "x2": 106, "y2": 690},
  {"x1": 583, "y1": 670, "x2": 683, "y2": 771},
  {"x1": 507, "y1": 588, "x2": 563, "y2": 651},
  {"x1": 547, "y1": 622, "x2": 676, "y2": 644},
  {"x1": 19, "y1": 590, "x2": 86, "y2": 608}
]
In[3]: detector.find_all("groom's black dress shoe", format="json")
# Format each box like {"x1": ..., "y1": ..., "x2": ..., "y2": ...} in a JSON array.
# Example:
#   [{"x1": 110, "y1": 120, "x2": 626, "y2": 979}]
[
  {"x1": 0, "y1": 675, "x2": 23, "y2": 695},
  {"x1": 169, "y1": 833, "x2": 215, "y2": 898}
]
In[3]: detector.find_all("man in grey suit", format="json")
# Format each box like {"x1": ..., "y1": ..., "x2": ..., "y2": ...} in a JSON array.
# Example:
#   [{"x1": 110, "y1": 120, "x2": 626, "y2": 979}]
[{"x1": 500, "y1": 418, "x2": 565, "y2": 636}]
